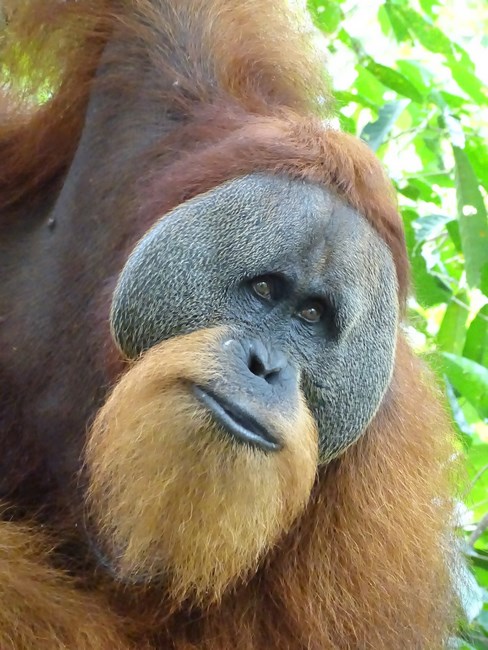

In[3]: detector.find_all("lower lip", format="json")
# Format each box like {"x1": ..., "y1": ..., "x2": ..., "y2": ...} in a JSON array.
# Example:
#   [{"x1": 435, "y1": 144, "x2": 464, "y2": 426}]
[{"x1": 192, "y1": 386, "x2": 282, "y2": 452}]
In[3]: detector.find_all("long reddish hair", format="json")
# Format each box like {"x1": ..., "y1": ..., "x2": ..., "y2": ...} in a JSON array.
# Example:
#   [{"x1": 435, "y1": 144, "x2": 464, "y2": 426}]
[{"x1": 0, "y1": 2, "x2": 458, "y2": 647}]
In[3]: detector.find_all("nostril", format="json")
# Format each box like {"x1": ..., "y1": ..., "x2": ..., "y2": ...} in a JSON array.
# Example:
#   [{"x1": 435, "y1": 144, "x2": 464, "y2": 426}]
[
  {"x1": 242, "y1": 339, "x2": 288, "y2": 384},
  {"x1": 249, "y1": 351, "x2": 267, "y2": 378}
]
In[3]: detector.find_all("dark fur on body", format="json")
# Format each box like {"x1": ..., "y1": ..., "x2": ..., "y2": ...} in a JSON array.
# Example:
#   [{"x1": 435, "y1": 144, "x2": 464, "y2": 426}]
[{"x1": 0, "y1": 1, "x2": 458, "y2": 648}]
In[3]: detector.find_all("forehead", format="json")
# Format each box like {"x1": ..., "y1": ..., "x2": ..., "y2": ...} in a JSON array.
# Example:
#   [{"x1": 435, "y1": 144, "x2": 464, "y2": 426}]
[{"x1": 150, "y1": 173, "x2": 391, "y2": 290}]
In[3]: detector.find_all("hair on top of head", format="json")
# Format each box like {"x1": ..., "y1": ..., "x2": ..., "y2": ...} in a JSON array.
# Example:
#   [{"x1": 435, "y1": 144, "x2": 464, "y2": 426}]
[{"x1": 0, "y1": 0, "x2": 408, "y2": 303}]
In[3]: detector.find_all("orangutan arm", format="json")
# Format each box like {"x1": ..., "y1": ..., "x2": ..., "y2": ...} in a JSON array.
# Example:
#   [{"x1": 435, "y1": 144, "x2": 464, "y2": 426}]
[{"x1": 0, "y1": 519, "x2": 131, "y2": 650}]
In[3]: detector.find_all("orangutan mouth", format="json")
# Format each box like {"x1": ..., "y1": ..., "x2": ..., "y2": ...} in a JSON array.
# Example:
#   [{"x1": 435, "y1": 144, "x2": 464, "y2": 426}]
[{"x1": 192, "y1": 385, "x2": 282, "y2": 452}]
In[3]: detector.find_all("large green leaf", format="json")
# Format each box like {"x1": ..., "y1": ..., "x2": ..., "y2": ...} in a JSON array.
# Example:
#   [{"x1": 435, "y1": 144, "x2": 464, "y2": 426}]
[
  {"x1": 464, "y1": 305, "x2": 488, "y2": 368},
  {"x1": 435, "y1": 90, "x2": 470, "y2": 111},
  {"x1": 383, "y1": 3, "x2": 410, "y2": 43},
  {"x1": 481, "y1": 264, "x2": 488, "y2": 298},
  {"x1": 307, "y1": 0, "x2": 343, "y2": 34},
  {"x1": 419, "y1": 0, "x2": 441, "y2": 18},
  {"x1": 453, "y1": 147, "x2": 488, "y2": 289},
  {"x1": 396, "y1": 60, "x2": 432, "y2": 95},
  {"x1": 363, "y1": 59, "x2": 424, "y2": 102},
  {"x1": 393, "y1": 5, "x2": 454, "y2": 57},
  {"x1": 441, "y1": 353, "x2": 488, "y2": 419},
  {"x1": 465, "y1": 136, "x2": 488, "y2": 194},
  {"x1": 354, "y1": 65, "x2": 387, "y2": 105},
  {"x1": 335, "y1": 90, "x2": 378, "y2": 111},
  {"x1": 448, "y1": 62, "x2": 488, "y2": 107},
  {"x1": 437, "y1": 294, "x2": 469, "y2": 355}
]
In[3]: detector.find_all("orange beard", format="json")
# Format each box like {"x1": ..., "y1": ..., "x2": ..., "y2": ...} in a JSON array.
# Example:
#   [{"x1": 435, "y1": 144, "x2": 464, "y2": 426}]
[{"x1": 85, "y1": 328, "x2": 317, "y2": 605}]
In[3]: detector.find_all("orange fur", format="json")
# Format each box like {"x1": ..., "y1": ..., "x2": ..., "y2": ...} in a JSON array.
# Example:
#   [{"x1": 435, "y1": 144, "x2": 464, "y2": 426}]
[
  {"x1": 0, "y1": 0, "x2": 407, "y2": 301},
  {"x1": 0, "y1": 1, "x2": 459, "y2": 648},
  {"x1": 0, "y1": 0, "x2": 329, "y2": 212},
  {"x1": 86, "y1": 328, "x2": 317, "y2": 605},
  {"x1": 153, "y1": 337, "x2": 458, "y2": 649},
  {"x1": 0, "y1": 518, "x2": 132, "y2": 649}
]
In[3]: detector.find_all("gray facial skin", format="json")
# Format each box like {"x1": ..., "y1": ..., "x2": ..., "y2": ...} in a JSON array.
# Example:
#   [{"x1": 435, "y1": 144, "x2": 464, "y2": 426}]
[{"x1": 111, "y1": 174, "x2": 399, "y2": 462}]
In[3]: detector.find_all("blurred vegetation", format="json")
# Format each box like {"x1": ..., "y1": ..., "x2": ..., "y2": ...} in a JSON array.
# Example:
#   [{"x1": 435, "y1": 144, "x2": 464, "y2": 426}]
[{"x1": 305, "y1": 0, "x2": 488, "y2": 646}]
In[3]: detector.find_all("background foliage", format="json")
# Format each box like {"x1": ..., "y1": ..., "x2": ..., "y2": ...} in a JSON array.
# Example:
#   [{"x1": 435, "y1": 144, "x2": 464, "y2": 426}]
[{"x1": 305, "y1": 0, "x2": 488, "y2": 645}]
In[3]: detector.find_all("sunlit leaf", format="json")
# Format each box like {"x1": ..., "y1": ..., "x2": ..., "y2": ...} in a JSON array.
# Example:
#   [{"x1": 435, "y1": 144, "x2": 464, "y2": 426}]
[
  {"x1": 441, "y1": 353, "x2": 488, "y2": 419},
  {"x1": 354, "y1": 65, "x2": 388, "y2": 104},
  {"x1": 383, "y1": 3, "x2": 410, "y2": 42},
  {"x1": 445, "y1": 381, "x2": 474, "y2": 444},
  {"x1": 447, "y1": 62, "x2": 488, "y2": 106},
  {"x1": 446, "y1": 220, "x2": 462, "y2": 253},
  {"x1": 402, "y1": 209, "x2": 452, "y2": 306},
  {"x1": 364, "y1": 59, "x2": 424, "y2": 102},
  {"x1": 307, "y1": 0, "x2": 343, "y2": 34},
  {"x1": 335, "y1": 90, "x2": 378, "y2": 111},
  {"x1": 453, "y1": 147, "x2": 488, "y2": 289},
  {"x1": 408, "y1": 178, "x2": 442, "y2": 205},
  {"x1": 436, "y1": 90, "x2": 470, "y2": 111},
  {"x1": 396, "y1": 60, "x2": 433, "y2": 94},
  {"x1": 465, "y1": 136, "x2": 488, "y2": 194},
  {"x1": 339, "y1": 113, "x2": 356, "y2": 134},
  {"x1": 419, "y1": 0, "x2": 441, "y2": 18},
  {"x1": 413, "y1": 136, "x2": 443, "y2": 173},
  {"x1": 464, "y1": 305, "x2": 488, "y2": 368},
  {"x1": 481, "y1": 264, "x2": 488, "y2": 298},
  {"x1": 394, "y1": 5, "x2": 454, "y2": 56},
  {"x1": 437, "y1": 293, "x2": 469, "y2": 355}
]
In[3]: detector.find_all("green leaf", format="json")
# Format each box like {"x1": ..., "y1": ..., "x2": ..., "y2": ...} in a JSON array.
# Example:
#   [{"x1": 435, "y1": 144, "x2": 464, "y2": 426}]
[
  {"x1": 398, "y1": 184, "x2": 421, "y2": 201},
  {"x1": 481, "y1": 264, "x2": 488, "y2": 298},
  {"x1": 463, "y1": 305, "x2": 488, "y2": 368},
  {"x1": 447, "y1": 220, "x2": 462, "y2": 253},
  {"x1": 360, "y1": 100, "x2": 408, "y2": 151},
  {"x1": 419, "y1": 0, "x2": 441, "y2": 18},
  {"x1": 394, "y1": 5, "x2": 454, "y2": 56},
  {"x1": 354, "y1": 65, "x2": 387, "y2": 105},
  {"x1": 445, "y1": 381, "x2": 474, "y2": 444},
  {"x1": 447, "y1": 62, "x2": 488, "y2": 106},
  {"x1": 465, "y1": 136, "x2": 488, "y2": 194},
  {"x1": 437, "y1": 294, "x2": 469, "y2": 355},
  {"x1": 335, "y1": 90, "x2": 378, "y2": 111},
  {"x1": 377, "y1": 5, "x2": 393, "y2": 38},
  {"x1": 436, "y1": 90, "x2": 470, "y2": 111},
  {"x1": 412, "y1": 213, "x2": 450, "y2": 242},
  {"x1": 453, "y1": 147, "x2": 488, "y2": 289},
  {"x1": 396, "y1": 60, "x2": 433, "y2": 95},
  {"x1": 441, "y1": 353, "x2": 488, "y2": 419},
  {"x1": 413, "y1": 261, "x2": 452, "y2": 307},
  {"x1": 383, "y1": 3, "x2": 410, "y2": 43},
  {"x1": 308, "y1": 1, "x2": 343, "y2": 34},
  {"x1": 338, "y1": 113, "x2": 356, "y2": 134},
  {"x1": 413, "y1": 136, "x2": 443, "y2": 173},
  {"x1": 466, "y1": 442, "x2": 488, "y2": 516},
  {"x1": 408, "y1": 179, "x2": 442, "y2": 205},
  {"x1": 364, "y1": 59, "x2": 424, "y2": 102},
  {"x1": 402, "y1": 209, "x2": 451, "y2": 306}
]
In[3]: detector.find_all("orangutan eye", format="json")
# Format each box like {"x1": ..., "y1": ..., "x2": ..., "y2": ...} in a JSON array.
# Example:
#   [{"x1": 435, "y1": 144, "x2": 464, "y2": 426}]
[
  {"x1": 252, "y1": 278, "x2": 273, "y2": 301},
  {"x1": 298, "y1": 303, "x2": 323, "y2": 323}
]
